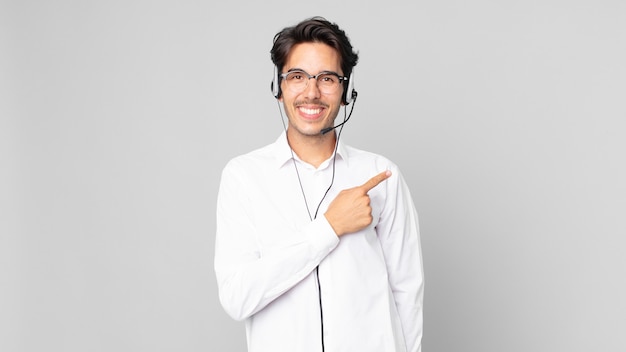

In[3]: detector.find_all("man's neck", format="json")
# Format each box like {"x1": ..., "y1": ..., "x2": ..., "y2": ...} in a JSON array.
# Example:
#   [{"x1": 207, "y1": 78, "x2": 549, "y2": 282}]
[{"x1": 287, "y1": 130, "x2": 337, "y2": 169}]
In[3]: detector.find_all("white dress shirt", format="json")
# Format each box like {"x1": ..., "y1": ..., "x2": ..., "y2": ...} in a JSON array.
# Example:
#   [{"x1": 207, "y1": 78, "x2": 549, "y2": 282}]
[{"x1": 215, "y1": 132, "x2": 424, "y2": 352}]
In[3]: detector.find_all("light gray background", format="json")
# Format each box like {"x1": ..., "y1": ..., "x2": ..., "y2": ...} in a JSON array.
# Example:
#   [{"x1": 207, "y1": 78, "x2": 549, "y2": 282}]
[{"x1": 2, "y1": 0, "x2": 625, "y2": 351}]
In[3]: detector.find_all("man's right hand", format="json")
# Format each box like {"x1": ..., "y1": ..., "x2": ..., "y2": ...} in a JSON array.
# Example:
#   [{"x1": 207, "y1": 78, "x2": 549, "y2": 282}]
[{"x1": 324, "y1": 170, "x2": 391, "y2": 236}]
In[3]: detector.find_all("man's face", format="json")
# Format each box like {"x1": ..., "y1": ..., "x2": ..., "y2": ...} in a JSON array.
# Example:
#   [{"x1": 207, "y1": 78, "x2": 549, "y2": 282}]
[{"x1": 280, "y1": 42, "x2": 344, "y2": 138}]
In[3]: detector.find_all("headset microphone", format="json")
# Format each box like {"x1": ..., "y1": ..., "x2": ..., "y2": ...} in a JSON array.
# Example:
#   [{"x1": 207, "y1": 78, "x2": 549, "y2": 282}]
[{"x1": 320, "y1": 90, "x2": 358, "y2": 135}]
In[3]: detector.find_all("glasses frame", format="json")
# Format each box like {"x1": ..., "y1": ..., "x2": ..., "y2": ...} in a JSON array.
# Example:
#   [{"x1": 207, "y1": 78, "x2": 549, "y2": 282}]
[{"x1": 280, "y1": 69, "x2": 348, "y2": 94}]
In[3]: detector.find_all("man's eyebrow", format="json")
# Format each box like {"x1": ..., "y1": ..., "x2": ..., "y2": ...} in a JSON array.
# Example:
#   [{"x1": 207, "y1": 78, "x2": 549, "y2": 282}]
[{"x1": 285, "y1": 68, "x2": 342, "y2": 76}]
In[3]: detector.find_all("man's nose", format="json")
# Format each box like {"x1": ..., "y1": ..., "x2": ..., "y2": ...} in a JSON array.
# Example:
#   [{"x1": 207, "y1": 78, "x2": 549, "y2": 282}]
[{"x1": 303, "y1": 77, "x2": 321, "y2": 99}]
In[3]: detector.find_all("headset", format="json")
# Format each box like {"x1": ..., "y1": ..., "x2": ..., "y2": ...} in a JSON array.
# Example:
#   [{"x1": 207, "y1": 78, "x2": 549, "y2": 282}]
[{"x1": 271, "y1": 65, "x2": 357, "y2": 105}]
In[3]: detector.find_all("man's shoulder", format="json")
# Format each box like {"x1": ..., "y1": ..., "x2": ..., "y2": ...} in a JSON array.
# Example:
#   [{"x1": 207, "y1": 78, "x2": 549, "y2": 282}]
[
  {"x1": 222, "y1": 142, "x2": 276, "y2": 173},
  {"x1": 344, "y1": 144, "x2": 398, "y2": 171}
]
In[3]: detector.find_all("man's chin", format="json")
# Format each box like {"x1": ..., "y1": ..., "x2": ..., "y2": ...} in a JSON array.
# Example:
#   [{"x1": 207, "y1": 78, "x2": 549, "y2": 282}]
[{"x1": 289, "y1": 128, "x2": 327, "y2": 138}]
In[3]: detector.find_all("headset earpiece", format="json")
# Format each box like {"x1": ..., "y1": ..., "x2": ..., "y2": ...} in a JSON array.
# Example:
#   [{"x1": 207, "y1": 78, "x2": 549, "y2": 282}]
[
  {"x1": 343, "y1": 71, "x2": 356, "y2": 105},
  {"x1": 271, "y1": 66, "x2": 281, "y2": 99}
]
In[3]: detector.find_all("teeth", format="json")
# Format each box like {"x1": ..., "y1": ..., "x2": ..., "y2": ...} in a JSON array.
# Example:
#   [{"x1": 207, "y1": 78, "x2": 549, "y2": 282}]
[{"x1": 299, "y1": 107, "x2": 322, "y2": 115}]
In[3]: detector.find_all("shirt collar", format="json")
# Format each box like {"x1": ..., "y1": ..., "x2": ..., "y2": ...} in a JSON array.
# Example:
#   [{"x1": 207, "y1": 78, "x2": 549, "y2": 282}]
[{"x1": 273, "y1": 130, "x2": 349, "y2": 169}]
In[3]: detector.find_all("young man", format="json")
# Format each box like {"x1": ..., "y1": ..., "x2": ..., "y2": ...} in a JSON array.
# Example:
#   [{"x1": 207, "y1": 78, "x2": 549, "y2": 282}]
[{"x1": 215, "y1": 17, "x2": 424, "y2": 352}]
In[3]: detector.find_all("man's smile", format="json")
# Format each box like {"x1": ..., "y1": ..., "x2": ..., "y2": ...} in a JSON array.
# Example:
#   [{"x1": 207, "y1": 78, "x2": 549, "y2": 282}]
[{"x1": 298, "y1": 106, "x2": 324, "y2": 116}]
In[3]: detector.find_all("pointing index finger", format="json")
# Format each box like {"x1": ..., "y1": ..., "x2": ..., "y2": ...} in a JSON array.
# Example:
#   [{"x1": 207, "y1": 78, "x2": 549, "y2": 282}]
[{"x1": 360, "y1": 170, "x2": 392, "y2": 193}]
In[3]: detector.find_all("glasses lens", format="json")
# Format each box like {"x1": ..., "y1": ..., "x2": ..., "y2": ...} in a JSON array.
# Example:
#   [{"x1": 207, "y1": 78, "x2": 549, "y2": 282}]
[
  {"x1": 284, "y1": 71, "x2": 308, "y2": 93},
  {"x1": 317, "y1": 74, "x2": 340, "y2": 93}
]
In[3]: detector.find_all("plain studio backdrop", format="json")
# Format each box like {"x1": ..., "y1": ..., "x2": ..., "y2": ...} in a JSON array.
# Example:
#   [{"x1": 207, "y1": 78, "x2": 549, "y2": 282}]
[{"x1": 1, "y1": 0, "x2": 625, "y2": 351}]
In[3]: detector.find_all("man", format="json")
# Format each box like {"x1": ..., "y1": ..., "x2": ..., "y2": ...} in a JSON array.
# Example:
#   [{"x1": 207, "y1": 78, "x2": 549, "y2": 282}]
[{"x1": 215, "y1": 17, "x2": 424, "y2": 352}]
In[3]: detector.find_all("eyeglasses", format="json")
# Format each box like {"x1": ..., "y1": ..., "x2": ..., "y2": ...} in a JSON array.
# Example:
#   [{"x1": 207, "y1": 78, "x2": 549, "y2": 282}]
[{"x1": 281, "y1": 69, "x2": 347, "y2": 95}]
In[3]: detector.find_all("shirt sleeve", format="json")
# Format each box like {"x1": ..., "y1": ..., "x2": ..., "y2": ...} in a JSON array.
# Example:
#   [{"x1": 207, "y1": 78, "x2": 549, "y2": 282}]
[
  {"x1": 376, "y1": 167, "x2": 424, "y2": 352},
  {"x1": 214, "y1": 161, "x2": 340, "y2": 321}
]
